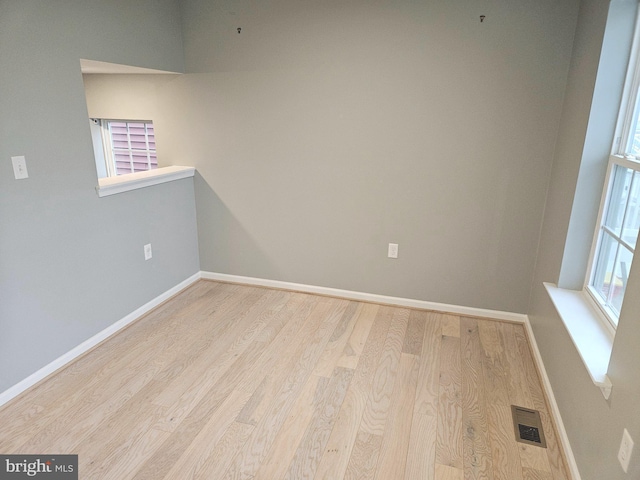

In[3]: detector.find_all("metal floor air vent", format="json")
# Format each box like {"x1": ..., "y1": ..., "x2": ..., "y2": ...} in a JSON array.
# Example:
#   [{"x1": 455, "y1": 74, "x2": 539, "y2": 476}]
[{"x1": 511, "y1": 405, "x2": 547, "y2": 448}]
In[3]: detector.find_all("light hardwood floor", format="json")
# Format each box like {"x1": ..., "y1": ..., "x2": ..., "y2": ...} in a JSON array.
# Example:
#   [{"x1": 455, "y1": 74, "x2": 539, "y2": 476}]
[{"x1": 0, "y1": 280, "x2": 571, "y2": 479}]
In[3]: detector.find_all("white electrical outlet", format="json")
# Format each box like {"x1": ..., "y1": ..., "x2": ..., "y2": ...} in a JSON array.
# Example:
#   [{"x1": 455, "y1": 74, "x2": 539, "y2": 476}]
[
  {"x1": 144, "y1": 243, "x2": 152, "y2": 260},
  {"x1": 388, "y1": 243, "x2": 399, "y2": 259},
  {"x1": 11, "y1": 155, "x2": 28, "y2": 179},
  {"x1": 618, "y1": 428, "x2": 634, "y2": 473}
]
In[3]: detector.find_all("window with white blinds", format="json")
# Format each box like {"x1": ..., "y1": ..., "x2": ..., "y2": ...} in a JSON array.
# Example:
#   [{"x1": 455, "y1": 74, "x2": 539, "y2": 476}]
[
  {"x1": 90, "y1": 119, "x2": 157, "y2": 177},
  {"x1": 107, "y1": 121, "x2": 157, "y2": 175}
]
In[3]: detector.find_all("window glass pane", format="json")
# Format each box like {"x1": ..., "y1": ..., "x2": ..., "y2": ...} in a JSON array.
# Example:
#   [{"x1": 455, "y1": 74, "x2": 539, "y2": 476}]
[
  {"x1": 611, "y1": 245, "x2": 633, "y2": 316},
  {"x1": 622, "y1": 170, "x2": 640, "y2": 249},
  {"x1": 592, "y1": 231, "x2": 617, "y2": 302},
  {"x1": 603, "y1": 165, "x2": 633, "y2": 237},
  {"x1": 626, "y1": 90, "x2": 640, "y2": 156}
]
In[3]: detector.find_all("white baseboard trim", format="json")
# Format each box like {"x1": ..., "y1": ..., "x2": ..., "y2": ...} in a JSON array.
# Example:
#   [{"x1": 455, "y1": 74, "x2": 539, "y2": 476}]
[
  {"x1": 200, "y1": 271, "x2": 528, "y2": 323},
  {"x1": 523, "y1": 317, "x2": 581, "y2": 480},
  {"x1": 0, "y1": 272, "x2": 201, "y2": 408}
]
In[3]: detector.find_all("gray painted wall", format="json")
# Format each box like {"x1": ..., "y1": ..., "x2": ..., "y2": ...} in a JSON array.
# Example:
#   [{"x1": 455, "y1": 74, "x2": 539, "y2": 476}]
[
  {"x1": 529, "y1": 0, "x2": 640, "y2": 478},
  {"x1": 171, "y1": 0, "x2": 579, "y2": 313},
  {"x1": 0, "y1": 1, "x2": 199, "y2": 392}
]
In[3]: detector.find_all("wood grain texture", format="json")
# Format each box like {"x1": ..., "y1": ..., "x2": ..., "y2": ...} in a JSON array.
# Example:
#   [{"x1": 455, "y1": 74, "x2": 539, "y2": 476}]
[
  {"x1": 405, "y1": 412, "x2": 437, "y2": 480},
  {"x1": 81, "y1": 380, "x2": 171, "y2": 480},
  {"x1": 478, "y1": 320, "x2": 510, "y2": 407},
  {"x1": 344, "y1": 431, "x2": 383, "y2": 480},
  {"x1": 441, "y1": 314, "x2": 460, "y2": 338},
  {"x1": 487, "y1": 404, "x2": 523, "y2": 480},
  {"x1": 514, "y1": 325, "x2": 547, "y2": 412},
  {"x1": 404, "y1": 313, "x2": 441, "y2": 480},
  {"x1": 253, "y1": 374, "x2": 325, "y2": 480},
  {"x1": 518, "y1": 443, "x2": 552, "y2": 473},
  {"x1": 435, "y1": 463, "x2": 464, "y2": 480},
  {"x1": 414, "y1": 313, "x2": 442, "y2": 417},
  {"x1": 284, "y1": 367, "x2": 354, "y2": 480},
  {"x1": 130, "y1": 375, "x2": 242, "y2": 479},
  {"x1": 193, "y1": 421, "x2": 254, "y2": 480},
  {"x1": 336, "y1": 303, "x2": 379, "y2": 370},
  {"x1": 522, "y1": 467, "x2": 554, "y2": 480},
  {"x1": 0, "y1": 281, "x2": 572, "y2": 480},
  {"x1": 499, "y1": 323, "x2": 534, "y2": 410},
  {"x1": 160, "y1": 388, "x2": 254, "y2": 479},
  {"x1": 349, "y1": 306, "x2": 394, "y2": 394},
  {"x1": 223, "y1": 299, "x2": 350, "y2": 479},
  {"x1": 313, "y1": 384, "x2": 363, "y2": 480},
  {"x1": 436, "y1": 335, "x2": 463, "y2": 468},
  {"x1": 539, "y1": 410, "x2": 570, "y2": 480},
  {"x1": 374, "y1": 353, "x2": 419, "y2": 480},
  {"x1": 360, "y1": 308, "x2": 410, "y2": 436},
  {"x1": 314, "y1": 306, "x2": 391, "y2": 480},
  {"x1": 460, "y1": 317, "x2": 494, "y2": 480},
  {"x1": 153, "y1": 290, "x2": 291, "y2": 432},
  {"x1": 233, "y1": 296, "x2": 327, "y2": 427},
  {"x1": 403, "y1": 310, "x2": 427, "y2": 355},
  {"x1": 313, "y1": 302, "x2": 361, "y2": 377}
]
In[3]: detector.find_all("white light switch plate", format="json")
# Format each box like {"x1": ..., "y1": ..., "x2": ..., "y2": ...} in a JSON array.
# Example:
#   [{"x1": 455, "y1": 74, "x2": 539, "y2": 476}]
[
  {"x1": 11, "y1": 156, "x2": 28, "y2": 179},
  {"x1": 144, "y1": 244, "x2": 152, "y2": 260},
  {"x1": 388, "y1": 243, "x2": 398, "y2": 259}
]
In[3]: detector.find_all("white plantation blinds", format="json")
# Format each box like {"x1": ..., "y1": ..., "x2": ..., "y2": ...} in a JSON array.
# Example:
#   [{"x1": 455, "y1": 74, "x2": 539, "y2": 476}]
[{"x1": 107, "y1": 121, "x2": 157, "y2": 175}]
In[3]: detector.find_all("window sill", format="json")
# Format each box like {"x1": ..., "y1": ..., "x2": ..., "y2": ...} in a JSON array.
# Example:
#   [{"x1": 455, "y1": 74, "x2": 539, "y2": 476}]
[
  {"x1": 544, "y1": 282, "x2": 614, "y2": 399},
  {"x1": 96, "y1": 166, "x2": 195, "y2": 197}
]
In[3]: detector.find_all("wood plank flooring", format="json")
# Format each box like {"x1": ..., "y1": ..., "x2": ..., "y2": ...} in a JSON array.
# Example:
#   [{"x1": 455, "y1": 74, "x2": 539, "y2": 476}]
[{"x1": 0, "y1": 280, "x2": 571, "y2": 479}]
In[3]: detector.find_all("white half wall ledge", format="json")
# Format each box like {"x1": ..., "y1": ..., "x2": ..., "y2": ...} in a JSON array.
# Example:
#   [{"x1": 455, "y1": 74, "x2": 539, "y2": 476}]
[
  {"x1": 200, "y1": 271, "x2": 529, "y2": 323},
  {"x1": 96, "y1": 165, "x2": 195, "y2": 197}
]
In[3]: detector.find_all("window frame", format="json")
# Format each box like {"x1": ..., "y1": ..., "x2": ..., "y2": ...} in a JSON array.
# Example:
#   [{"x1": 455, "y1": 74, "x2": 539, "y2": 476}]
[
  {"x1": 584, "y1": 155, "x2": 640, "y2": 328},
  {"x1": 584, "y1": 12, "x2": 640, "y2": 329},
  {"x1": 616, "y1": 36, "x2": 640, "y2": 157}
]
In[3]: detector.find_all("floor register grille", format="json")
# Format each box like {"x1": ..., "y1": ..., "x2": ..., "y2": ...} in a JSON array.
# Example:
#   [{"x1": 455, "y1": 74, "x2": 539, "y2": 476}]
[{"x1": 512, "y1": 405, "x2": 547, "y2": 448}]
